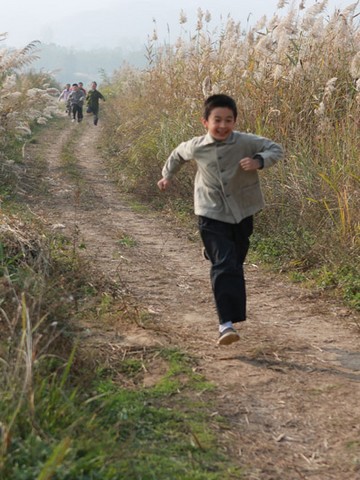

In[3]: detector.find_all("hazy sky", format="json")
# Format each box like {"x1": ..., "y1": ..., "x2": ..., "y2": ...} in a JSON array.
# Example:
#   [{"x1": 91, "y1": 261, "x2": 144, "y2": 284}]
[{"x1": 2, "y1": 0, "x2": 356, "y2": 50}]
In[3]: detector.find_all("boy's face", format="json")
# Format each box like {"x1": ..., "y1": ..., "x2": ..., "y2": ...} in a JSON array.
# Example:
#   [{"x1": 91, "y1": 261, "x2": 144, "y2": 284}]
[{"x1": 201, "y1": 107, "x2": 236, "y2": 141}]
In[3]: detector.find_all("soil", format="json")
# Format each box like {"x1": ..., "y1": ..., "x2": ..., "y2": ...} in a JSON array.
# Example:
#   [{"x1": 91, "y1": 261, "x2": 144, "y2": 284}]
[{"x1": 24, "y1": 118, "x2": 360, "y2": 480}]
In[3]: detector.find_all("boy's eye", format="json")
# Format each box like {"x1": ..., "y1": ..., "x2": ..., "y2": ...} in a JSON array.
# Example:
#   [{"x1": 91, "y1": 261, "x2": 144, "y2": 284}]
[{"x1": 214, "y1": 118, "x2": 233, "y2": 123}]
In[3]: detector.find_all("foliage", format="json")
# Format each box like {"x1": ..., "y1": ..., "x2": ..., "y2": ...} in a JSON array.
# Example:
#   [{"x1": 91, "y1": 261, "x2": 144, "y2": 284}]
[
  {"x1": 0, "y1": 33, "x2": 61, "y2": 191},
  {"x1": 1, "y1": 348, "x2": 242, "y2": 479},
  {"x1": 102, "y1": 2, "x2": 360, "y2": 308},
  {"x1": 0, "y1": 212, "x2": 243, "y2": 478}
]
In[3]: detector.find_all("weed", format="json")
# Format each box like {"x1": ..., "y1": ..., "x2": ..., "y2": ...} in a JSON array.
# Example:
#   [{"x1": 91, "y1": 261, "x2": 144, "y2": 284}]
[
  {"x1": 1, "y1": 347, "x2": 243, "y2": 479},
  {"x1": 117, "y1": 233, "x2": 137, "y2": 248}
]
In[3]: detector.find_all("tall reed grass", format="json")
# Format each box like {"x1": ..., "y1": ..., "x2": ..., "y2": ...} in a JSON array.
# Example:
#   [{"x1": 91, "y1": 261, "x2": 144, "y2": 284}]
[
  {"x1": 0, "y1": 34, "x2": 60, "y2": 189},
  {"x1": 103, "y1": 1, "x2": 360, "y2": 308}
]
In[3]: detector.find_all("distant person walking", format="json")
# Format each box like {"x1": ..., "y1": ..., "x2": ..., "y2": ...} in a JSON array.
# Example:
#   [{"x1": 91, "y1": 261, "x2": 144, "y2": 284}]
[
  {"x1": 58, "y1": 83, "x2": 72, "y2": 116},
  {"x1": 58, "y1": 83, "x2": 71, "y2": 101},
  {"x1": 68, "y1": 83, "x2": 85, "y2": 123},
  {"x1": 79, "y1": 82, "x2": 87, "y2": 96},
  {"x1": 86, "y1": 81, "x2": 105, "y2": 126}
]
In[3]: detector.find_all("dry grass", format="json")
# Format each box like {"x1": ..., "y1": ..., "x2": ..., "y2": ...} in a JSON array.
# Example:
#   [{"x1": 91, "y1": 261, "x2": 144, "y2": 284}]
[
  {"x1": 103, "y1": 1, "x2": 359, "y2": 304},
  {"x1": 0, "y1": 33, "x2": 60, "y2": 170}
]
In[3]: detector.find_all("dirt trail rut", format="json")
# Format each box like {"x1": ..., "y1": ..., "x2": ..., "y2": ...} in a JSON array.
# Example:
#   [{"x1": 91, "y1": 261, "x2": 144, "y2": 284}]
[{"x1": 27, "y1": 121, "x2": 360, "y2": 480}]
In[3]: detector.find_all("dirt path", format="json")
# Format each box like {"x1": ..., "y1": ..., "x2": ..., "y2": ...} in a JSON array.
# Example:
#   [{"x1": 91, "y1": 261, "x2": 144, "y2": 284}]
[{"x1": 26, "y1": 120, "x2": 360, "y2": 479}]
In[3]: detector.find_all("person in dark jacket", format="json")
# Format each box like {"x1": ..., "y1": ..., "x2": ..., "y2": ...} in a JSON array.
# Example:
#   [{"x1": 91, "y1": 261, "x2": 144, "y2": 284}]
[
  {"x1": 78, "y1": 81, "x2": 87, "y2": 96},
  {"x1": 86, "y1": 81, "x2": 105, "y2": 125}
]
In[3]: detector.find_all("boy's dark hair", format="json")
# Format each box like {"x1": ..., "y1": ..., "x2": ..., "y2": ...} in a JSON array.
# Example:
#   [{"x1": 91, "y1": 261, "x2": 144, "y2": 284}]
[
  {"x1": 72, "y1": 83, "x2": 78, "y2": 87},
  {"x1": 203, "y1": 94, "x2": 237, "y2": 120}
]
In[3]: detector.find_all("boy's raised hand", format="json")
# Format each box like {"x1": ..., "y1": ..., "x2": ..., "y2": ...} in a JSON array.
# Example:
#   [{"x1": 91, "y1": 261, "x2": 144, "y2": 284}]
[{"x1": 157, "y1": 178, "x2": 172, "y2": 191}]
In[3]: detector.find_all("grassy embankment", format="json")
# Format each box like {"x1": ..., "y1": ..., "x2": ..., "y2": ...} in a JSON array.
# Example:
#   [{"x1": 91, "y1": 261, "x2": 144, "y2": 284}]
[{"x1": 102, "y1": 2, "x2": 360, "y2": 310}]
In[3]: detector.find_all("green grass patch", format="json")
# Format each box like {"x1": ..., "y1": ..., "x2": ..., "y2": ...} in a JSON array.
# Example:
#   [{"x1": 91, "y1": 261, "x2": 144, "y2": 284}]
[
  {"x1": 251, "y1": 231, "x2": 360, "y2": 311},
  {"x1": 1, "y1": 347, "x2": 243, "y2": 480},
  {"x1": 117, "y1": 233, "x2": 137, "y2": 248},
  {"x1": 129, "y1": 200, "x2": 151, "y2": 213},
  {"x1": 0, "y1": 205, "x2": 243, "y2": 480}
]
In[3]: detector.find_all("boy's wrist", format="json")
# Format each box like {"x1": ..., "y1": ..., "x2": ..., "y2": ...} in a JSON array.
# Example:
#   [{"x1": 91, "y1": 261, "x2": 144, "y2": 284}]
[{"x1": 253, "y1": 154, "x2": 264, "y2": 169}]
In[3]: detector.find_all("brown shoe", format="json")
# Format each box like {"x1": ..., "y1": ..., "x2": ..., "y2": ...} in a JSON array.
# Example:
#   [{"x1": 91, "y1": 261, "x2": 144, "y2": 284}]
[{"x1": 217, "y1": 327, "x2": 240, "y2": 346}]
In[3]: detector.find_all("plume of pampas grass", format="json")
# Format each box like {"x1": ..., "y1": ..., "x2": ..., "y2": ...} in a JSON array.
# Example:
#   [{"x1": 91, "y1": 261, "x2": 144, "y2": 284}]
[
  {"x1": 341, "y1": 1, "x2": 360, "y2": 19},
  {"x1": 350, "y1": 51, "x2": 360, "y2": 79},
  {"x1": 179, "y1": 10, "x2": 187, "y2": 24},
  {"x1": 301, "y1": 1, "x2": 327, "y2": 30},
  {"x1": 36, "y1": 117, "x2": 48, "y2": 125},
  {"x1": 0, "y1": 41, "x2": 60, "y2": 144}
]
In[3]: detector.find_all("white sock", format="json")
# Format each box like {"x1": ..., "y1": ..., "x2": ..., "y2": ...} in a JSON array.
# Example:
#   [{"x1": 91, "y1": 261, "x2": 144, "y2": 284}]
[{"x1": 219, "y1": 321, "x2": 233, "y2": 333}]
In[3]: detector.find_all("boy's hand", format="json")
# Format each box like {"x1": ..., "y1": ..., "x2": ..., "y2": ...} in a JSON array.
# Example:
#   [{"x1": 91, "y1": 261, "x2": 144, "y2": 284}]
[
  {"x1": 157, "y1": 178, "x2": 171, "y2": 191},
  {"x1": 239, "y1": 157, "x2": 262, "y2": 171}
]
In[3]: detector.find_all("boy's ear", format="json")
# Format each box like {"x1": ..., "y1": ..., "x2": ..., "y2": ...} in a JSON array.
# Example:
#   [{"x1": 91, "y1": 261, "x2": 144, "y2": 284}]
[{"x1": 201, "y1": 117, "x2": 208, "y2": 128}]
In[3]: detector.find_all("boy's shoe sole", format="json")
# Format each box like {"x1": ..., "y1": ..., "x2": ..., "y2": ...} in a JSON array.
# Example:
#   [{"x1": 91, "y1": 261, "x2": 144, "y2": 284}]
[{"x1": 217, "y1": 327, "x2": 240, "y2": 346}]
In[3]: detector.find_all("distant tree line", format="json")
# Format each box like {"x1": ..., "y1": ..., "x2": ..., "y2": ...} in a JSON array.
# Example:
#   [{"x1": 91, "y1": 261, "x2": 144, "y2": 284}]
[{"x1": 30, "y1": 42, "x2": 148, "y2": 85}]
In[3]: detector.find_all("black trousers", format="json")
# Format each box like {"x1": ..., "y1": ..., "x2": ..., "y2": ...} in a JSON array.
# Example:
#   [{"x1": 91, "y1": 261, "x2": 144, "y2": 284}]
[
  {"x1": 72, "y1": 104, "x2": 83, "y2": 122},
  {"x1": 198, "y1": 215, "x2": 253, "y2": 325},
  {"x1": 87, "y1": 105, "x2": 99, "y2": 125}
]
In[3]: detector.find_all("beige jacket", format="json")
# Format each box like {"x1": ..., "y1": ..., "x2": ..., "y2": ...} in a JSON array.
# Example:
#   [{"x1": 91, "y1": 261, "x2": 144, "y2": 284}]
[{"x1": 162, "y1": 131, "x2": 284, "y2": 224}]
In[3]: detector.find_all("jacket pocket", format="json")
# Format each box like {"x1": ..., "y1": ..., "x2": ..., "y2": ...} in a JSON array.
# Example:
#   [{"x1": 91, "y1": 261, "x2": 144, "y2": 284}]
[{"x1": 238, "y1": 181, "x2": 264, "y2": 209}]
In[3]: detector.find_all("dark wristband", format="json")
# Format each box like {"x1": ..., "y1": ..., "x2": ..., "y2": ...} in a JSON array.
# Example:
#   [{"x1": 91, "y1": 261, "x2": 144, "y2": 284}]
[{"x1": 253, "y1": 154, "x2": 264, "y2": 169}]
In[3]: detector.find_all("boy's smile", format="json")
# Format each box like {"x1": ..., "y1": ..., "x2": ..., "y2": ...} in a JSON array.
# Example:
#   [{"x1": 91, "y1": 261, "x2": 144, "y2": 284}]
[{"x1": 202, "y1": 107, "x2": 236, "y2": 141}]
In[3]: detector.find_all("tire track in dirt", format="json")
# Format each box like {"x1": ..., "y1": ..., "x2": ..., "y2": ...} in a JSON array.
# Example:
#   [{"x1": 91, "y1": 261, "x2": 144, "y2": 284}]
[{"x1": 28, "y1": 120, "x2": 360, "y2": 480}]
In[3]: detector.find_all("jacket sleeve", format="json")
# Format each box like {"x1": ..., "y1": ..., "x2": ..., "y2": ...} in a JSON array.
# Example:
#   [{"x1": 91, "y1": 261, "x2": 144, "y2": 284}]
[
  {"x1": 248, "y1": 134, "x2": 284, "y2": 169},
  {"x1": 161, "y1": 139, "x2": 195, "y2": 180}
]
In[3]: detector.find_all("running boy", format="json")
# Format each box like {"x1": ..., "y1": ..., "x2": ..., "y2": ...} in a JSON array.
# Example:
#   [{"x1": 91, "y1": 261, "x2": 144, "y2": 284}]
[
  {"x1": 58, "y1": 83, "x2": 72, "y2": 116},
  {"x1": 86, "y1": 81, "x2": 105, "y2": 125},
  {"x1": 157, "y1": 94, "x2": 284, "y2": 346},
  {"x1": 68, "y1": 83, "x2": 85, "y2": 123}
]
